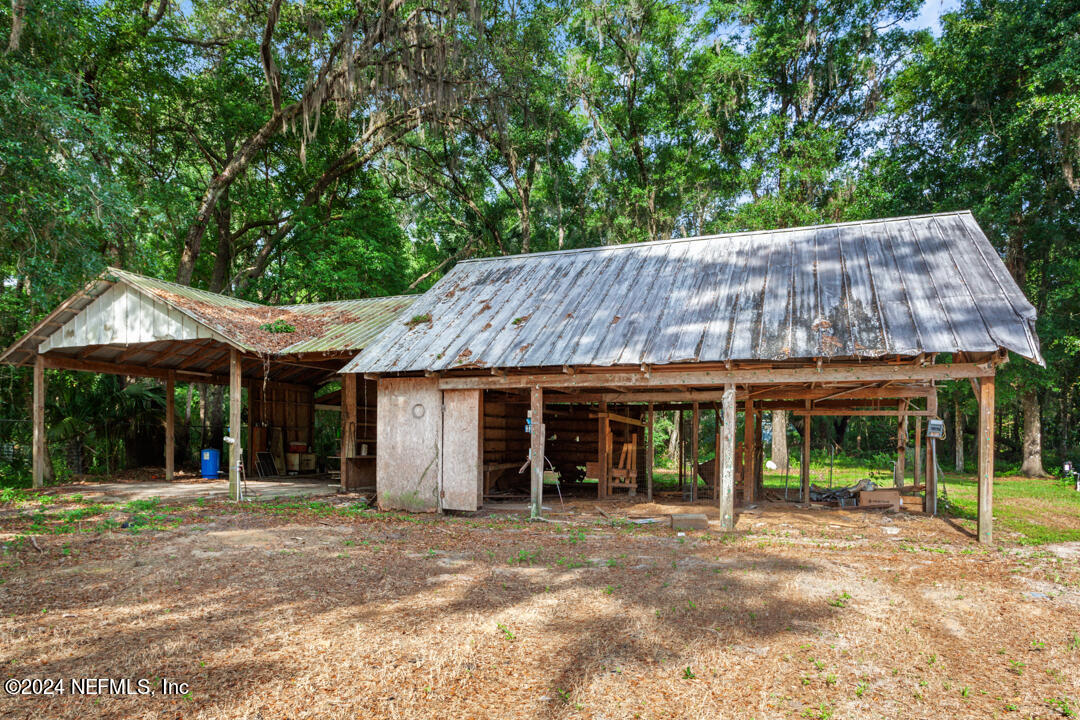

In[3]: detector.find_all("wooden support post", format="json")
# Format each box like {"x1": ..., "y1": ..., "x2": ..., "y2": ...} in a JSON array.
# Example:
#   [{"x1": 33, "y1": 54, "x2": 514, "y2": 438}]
[
  {"x1": 719, "y1": 384, "x2": 736, "y2": 529},
  {"x1": 598, "y1": 401, "x2": 609, "y2": 499},
  {"x1": 977, "y1": 377, "x2": 995, "y2": 544},
  {"x1": 713, "y1": 405, "x2": 721, "y2": 503},
  {"x1": 800, "y1": 408, "x2": 811, "y2": 504},
  {"x1": 913, "y1": 416, "x2": 922, "y2": 486},
  {"x1": 754, "y1": 410, "x2": 763, "y2": 498},
  {"x1": 690, "y1": 402, "x2": 699, "y2": 502},
  {"x1": 645, "y1": 403, "x2": 654, "y2": 502},
  {"x1": 743, "y1": 397, "x2": 755, "y2": 503},
  {"x1": 677, "y1": 409, "x2": 684, "y2": 495},
  {"x1": 341, "y1": 372, "x2": 357, "y2": 490},
  {"x1": 925, "y1": 429, "x2": 937, "y2": 515},
  {"x1": 165, "y1": 372, "x2": 175, "y2": 482},
  {"x1": 246, "y1": 381, "x2": 256, "y2": 473},
  {"x1": 228, "y1": 349, "x2": 242, "y2": 501},
  {"x1": 894, "y1": 403, "x2": 908, "y2": 486},
  {"x1": 32, "y1": 353, "x2": 45, "y2": 489},
  {"x1": 530, "y1": 386, "x2": 544, "y2": 520}
]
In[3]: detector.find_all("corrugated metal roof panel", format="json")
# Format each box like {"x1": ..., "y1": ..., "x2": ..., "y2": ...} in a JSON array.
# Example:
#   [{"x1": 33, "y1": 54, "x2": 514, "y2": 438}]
[
  {"x1": 278, "y1": 296, "x2": 417, "y2": 353},
  {"x1": 343, "y1": 211, "x2": 1042, "y2": 374}
]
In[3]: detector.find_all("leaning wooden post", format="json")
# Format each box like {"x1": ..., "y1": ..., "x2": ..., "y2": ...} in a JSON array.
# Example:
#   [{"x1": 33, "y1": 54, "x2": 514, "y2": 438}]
[
  {"x1": 690, "y1": 402, "x2": 699, "y2": 502},
  {"x1": 977, "y1": 377, "x2": 995, "y2": 544},
  {"x1": 165, "y1": 372, "x2": 175, "y2": 482},
  {"x1": 800, "y1": 410, "x2": 811, "y2": 504},
  {"x1": 340, "y1": 372, "x2": 357, "y2": 490},
  {"x1": 719, "y1": 384, "x2": 736, "y2": 530},
  {"x1": 32, "y1": 353, "x2": 45, "y2": 489},
  {"x1": 228, "y1": 349, "x2": 242, "y2": 501},
  {"x1": 645, "y1": 402, "x2": 654, "y2": 502},
  {"x1": 530, "y1": 386, "x2": 545, "y2": 520},
  {"x1": 743, "y1": 396, "x2": 755, "y2": 503}
]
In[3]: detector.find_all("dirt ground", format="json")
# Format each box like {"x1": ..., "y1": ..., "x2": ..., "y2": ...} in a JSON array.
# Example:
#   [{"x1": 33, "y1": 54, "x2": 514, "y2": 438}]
[{"x1": 1, "y1": 494, "x2": 1079, "y2": 719}]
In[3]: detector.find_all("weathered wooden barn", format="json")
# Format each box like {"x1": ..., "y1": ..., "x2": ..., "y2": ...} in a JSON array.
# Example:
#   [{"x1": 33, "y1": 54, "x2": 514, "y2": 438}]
[
  {"x1": 0, "y1": 268, "x2": 414, "y2": 497},
  {"x1": 343, "y1": 211, "x2": 1042, "y2": 543}
]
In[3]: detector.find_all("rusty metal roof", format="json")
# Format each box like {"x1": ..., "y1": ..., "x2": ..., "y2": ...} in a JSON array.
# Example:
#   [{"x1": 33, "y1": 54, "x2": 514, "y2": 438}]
[
  {"x1": 343, "y1": 211, "x2": 1042, "y2": 374},
  {"x1": 277, "y1": 296, "x2": 419, "y2": 354},
  {"x1": 0, "y1": 268, "x2": 417, "y2": 366}
]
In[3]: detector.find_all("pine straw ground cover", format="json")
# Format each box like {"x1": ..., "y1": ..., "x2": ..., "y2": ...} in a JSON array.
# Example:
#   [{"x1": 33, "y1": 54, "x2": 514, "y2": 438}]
[{"x1": 1, "y1": 495, "x2": 1079, "y2": 720}]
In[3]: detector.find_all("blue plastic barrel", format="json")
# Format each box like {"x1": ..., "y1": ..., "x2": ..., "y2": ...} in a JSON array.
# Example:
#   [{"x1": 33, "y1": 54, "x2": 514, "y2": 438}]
[{"x1": 200, "y1": 449, "x2": 220, "y2": 479}]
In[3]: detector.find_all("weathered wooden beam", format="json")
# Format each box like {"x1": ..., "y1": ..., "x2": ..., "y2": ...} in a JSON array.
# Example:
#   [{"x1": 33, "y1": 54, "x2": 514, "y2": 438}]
[
  {"x1": 712, "y1": 404, "x2": 721, "y2": 505},
  {"x1": 530, "y1": 386, "x2": 544, "y2": 520},
  {"x1": 743, "y1": 396, "x2": 755, "y2": 504},
  {"x1": 925, "y1": 430, "x2": 937, "y2": 516},
  {"x1": 165, "y1": 372, "x2": 175, "y2": 482},
  {"x1": 437, "y1": 362, "x2": 993, "y2": 391},
  {"x1": 719, "y1": 385, "x2": 736, "y2": 529},
  {"x1": 42, "y1": 354, "x2": 222, "y2": 385},
  {"x1": 690, "y1": 402, "x2": 699, "y2": 502},
  {"x1": 894, "y1": 402, "x2": 908, "y2": 486},
  {"x1": 977, "y1": 376, "x2": 995, "y2": 544},
  {"x1": 545, "y1": 384, "x2": 936, "y2": 405},
  {"x1": 801, "y1": 402, "x2": 811, "y2": 503},
  {"x1": 32, "y1": 354, "x2": 45, "y2": 489},
  {"x1": 598, "y1": 401, "x2": 609, "y2": 499},
  {"x1": 589, "y1": 411, "x2": 645, "y2": 426},
  {"x1": 914, "y1": 416, "x2": 922, "y2": 487},
  {"x1": 340, "y1": 372, "x2": 357, "y2": 491},
  {"x1": 228, "y1": 349, "x2": 242, "y2": 501},
  {"x1": 645, "y1": 402, "x2": 654, "y2": 502}
]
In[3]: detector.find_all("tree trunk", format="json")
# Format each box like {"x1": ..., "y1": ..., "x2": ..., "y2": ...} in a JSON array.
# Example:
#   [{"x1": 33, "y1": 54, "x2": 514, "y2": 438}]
[
  {"x1": 666, "y1": 410, "x2": 680, "y2": 464},
  {"x1": 954, "y1": 397, "x2": 964, "y2": 473},
  {"x1": 894, "y1": 413, "x2": 907, "y2": 487},
  {"x1": 207, "y1": 385, "x2": 225, "y2": 451},
  {"x1": 66, "y1": 439, "x2": 83, "y2": 476},
  {"x1": 1019, "y1": 390, "x2": 1048, "y2": 477},
  {"x1": 771, "y1": 410, "x2": 789, "y2": 469}
]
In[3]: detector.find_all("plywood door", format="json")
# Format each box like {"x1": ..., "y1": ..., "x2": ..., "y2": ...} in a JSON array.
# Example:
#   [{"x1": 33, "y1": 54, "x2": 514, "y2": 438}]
[
  {"x1": 376, "y1": 377, "x2": 442, "y2": 512},
  {"x1": 441, "y1": 389, "x2": 483, "y2": 511}
]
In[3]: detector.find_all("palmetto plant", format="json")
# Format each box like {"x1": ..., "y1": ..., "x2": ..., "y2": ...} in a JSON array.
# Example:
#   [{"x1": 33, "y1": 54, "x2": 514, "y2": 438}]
[{"x1": 46, "y1": 374, "x2": 163, "y2": 477}]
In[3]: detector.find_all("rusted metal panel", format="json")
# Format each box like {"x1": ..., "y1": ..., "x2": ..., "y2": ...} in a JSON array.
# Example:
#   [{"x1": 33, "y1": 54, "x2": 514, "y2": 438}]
[{"x1": 344, "y1": 212, "x2": 1043, "y2": 375}]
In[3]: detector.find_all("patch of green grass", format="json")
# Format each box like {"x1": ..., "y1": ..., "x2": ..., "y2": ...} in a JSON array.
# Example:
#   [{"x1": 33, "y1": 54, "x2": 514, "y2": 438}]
[
  {"x1": 124, "y1": 498, "x2": 161, "y2": 513},
  {"x1": 940, "y1": 473, "x2": 1080, "y2": 544}
]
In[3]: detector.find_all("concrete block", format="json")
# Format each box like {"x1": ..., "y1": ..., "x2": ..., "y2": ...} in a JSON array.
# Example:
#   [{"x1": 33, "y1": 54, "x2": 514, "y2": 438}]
[{"x1": 670, "y1": 513, "x2": 710, "y2": 530}]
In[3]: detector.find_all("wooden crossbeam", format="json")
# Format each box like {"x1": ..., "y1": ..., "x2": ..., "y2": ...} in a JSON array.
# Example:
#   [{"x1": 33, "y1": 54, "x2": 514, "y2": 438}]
[{"x1": 436, "y1": 362, "x2": 993, "y2": 391}]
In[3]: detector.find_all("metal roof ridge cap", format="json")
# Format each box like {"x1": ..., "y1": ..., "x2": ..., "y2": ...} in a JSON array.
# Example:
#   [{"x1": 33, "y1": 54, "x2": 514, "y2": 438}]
[
  {"x1": 107, "y1": 267, "x2": 267, "y2": 309},
  {"x1": 276, "y1": 293, "x2": 419, "y2": 309},
  {"x1": 455, "y1": 211, "x2": 974, "y2": 265}
]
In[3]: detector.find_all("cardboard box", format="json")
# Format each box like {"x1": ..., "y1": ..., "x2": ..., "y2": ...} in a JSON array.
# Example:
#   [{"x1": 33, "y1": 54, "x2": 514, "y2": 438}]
[{"x1": 858, "y1": 488, "x2": 901, "y2": 511}]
